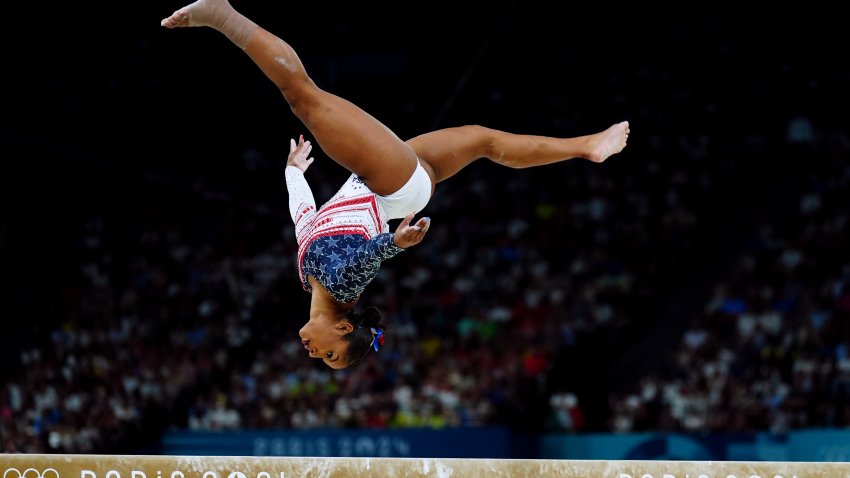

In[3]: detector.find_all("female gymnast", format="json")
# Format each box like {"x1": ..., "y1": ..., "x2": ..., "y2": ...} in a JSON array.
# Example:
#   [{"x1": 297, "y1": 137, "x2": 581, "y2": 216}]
[{"x1": 160, "y1": 0, "x2": 630, "y2": 369}]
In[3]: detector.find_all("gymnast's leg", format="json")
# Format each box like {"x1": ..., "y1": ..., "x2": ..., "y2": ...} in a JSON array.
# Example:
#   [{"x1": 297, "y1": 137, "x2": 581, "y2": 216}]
[
  {"x1": 407, "y1": 121, "x2": 630, "y2": 185},
  {"x1": 160, "y1": 0, "x2": 418, "y2": 195}
]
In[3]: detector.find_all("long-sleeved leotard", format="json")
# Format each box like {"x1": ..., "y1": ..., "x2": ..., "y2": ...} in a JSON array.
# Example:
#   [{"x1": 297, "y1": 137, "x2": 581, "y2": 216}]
[{"x1": 285, "y1": 166, "x2": 404, "y2": 303}]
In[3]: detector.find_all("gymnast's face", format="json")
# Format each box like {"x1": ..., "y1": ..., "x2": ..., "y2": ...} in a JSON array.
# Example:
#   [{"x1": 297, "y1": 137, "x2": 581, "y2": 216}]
[{"x1": 298, "y1": 314, "x2": 354, "y2": 369}]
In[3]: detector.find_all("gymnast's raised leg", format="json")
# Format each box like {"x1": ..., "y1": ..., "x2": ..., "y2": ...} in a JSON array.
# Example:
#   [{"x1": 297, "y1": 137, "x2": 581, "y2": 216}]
[
  {"x1": 160, "y1": 0, "x2": 419, "y2": 196},
  {"x1": 406, "y1": 122, "x2": 630, "y2": 186}
]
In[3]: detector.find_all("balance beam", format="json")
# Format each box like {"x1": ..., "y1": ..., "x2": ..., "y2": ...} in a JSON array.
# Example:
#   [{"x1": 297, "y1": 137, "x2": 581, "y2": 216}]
[{"x1": 1, "y1": 454, "x2": 843, "y2": 478}]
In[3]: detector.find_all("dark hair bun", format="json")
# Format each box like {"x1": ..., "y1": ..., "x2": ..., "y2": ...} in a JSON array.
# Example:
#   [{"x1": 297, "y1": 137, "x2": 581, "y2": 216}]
[{"x1": 343, "y1": 306, "x2": 391, "y2": 367}]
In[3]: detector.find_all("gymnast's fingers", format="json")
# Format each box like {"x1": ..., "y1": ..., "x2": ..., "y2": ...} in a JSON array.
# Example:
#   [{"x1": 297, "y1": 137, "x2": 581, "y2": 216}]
[
  {"x1": 399, "y1": 212, "x2": 415, "y2": 229},
  {"x1": 413, "y1": 217, "x2": 431, "y2": 242}
]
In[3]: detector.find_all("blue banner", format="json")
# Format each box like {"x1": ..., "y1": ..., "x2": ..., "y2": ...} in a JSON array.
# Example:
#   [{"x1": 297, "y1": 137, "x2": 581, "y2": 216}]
[
  {"x1": 163, "y1": 428, "x2": 850, "y2": 460},
  {"x1": 163, "y1": 428, "x2": 511, "y2": 458}
]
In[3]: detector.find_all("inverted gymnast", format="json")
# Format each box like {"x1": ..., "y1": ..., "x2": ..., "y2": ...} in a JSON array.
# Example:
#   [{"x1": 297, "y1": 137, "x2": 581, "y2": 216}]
[{"x1": 160, "y1": 0, "x2": 630, "y2": 369}]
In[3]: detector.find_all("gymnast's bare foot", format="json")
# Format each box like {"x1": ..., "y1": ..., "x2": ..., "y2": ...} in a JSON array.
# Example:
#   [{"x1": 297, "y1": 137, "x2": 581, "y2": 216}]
[
  {"x1": 160, "y1": 0, "x2": 234, "y2": 29},
  {"x1": 160, "y1": 0, "x2": 256, "y2": 48},
  {"x1": 586, "y1": 121, "x2": 630, "y2": 163}
]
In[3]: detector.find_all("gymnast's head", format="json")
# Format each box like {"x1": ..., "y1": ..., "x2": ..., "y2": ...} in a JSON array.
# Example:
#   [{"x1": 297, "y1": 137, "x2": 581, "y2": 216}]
[{"x1": 298, "y1": 306, "x2": 388, "y2": 369}]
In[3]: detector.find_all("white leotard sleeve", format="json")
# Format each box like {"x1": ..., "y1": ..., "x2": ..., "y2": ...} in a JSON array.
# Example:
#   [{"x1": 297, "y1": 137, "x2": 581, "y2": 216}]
[{"x1": 285, "y1": 165, "x2": 317, "y2": 244}]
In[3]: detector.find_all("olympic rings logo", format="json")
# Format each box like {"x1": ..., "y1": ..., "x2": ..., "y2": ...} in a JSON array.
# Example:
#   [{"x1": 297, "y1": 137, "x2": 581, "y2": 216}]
[{"x1": 4, "y1": 469, "x2": 60, "y2": 478}]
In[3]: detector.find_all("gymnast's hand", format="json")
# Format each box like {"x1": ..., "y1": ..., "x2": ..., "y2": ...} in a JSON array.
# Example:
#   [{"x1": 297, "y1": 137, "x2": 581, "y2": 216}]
[
  {"x1": 288, "y1": 135, "x2": 315, "y2": 172},
  {"x1": 393, "y1": 212, "x2": 431, "y2": 249}
]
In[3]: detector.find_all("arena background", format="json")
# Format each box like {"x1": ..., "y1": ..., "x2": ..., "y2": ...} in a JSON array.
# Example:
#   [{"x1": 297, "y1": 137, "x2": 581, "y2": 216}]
[{"x1": 1, "y1": 0, "x2": 848, "y2": 458}]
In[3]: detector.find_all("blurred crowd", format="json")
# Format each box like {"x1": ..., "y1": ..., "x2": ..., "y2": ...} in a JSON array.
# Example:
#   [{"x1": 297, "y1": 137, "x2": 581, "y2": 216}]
[
  {"x1": 2, "y1": 4, "x2": 847, "y2": 455},
  {"x1": 7, "y1": 122, "x2": 847, "y2": 454}
]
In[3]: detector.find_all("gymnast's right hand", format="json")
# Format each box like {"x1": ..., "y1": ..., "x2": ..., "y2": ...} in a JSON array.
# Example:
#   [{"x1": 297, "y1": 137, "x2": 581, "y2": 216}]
[
  {"x1": 287, "y1": 135, "x2": 315, "y2": 172},
  {"x1": 393, "y1": 212, "x2": 431, "y2": 249}
]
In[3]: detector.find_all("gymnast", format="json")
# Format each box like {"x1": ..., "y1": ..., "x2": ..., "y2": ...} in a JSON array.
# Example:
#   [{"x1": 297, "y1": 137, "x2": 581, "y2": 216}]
[{"x1": 160, "y1": 0, "x2": 630, "y2": 369}]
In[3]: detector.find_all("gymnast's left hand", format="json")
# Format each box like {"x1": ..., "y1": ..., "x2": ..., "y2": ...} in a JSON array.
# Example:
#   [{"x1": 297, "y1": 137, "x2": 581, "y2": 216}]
[
  {"x1": 393, "y1": 212, "x2": 431, "y2": 249},
  {"x1": 287, "y1": 135, "x2": 315, "y2": 172}
]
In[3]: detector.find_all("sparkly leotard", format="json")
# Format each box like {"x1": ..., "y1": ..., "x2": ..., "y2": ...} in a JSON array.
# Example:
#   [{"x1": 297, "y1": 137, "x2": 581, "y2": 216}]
[{"x1": 285, "y1": 166, "x2": 405, "y2": 303}]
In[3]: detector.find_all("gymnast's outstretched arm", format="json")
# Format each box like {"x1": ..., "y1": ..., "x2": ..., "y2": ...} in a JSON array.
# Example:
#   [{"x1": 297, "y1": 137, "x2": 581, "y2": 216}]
[{"x1": 285, "y1": 136, "x2": 317, "y2": 244}]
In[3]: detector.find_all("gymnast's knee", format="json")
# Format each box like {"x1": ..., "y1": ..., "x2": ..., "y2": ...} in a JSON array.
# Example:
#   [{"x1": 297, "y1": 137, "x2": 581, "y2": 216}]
[
  {"x1": 458, "y1": 124, "x2": 497, "y2": 158},
  {"x1": 280, "y1": 78, "x2": 320, "y2": 115}
]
